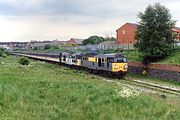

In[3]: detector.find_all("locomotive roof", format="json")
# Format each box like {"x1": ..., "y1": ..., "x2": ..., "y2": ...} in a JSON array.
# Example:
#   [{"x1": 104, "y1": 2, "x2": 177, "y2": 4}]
[
  {"x1": 83, "y1": 52, "x2": 98, "y2": 57},
  {"x1": 61, "y1": 52, "x2": 70, "y2": 55},
  {"x1": 71, "y1": 52, "x2": 83, "y2": 56},
  {"x1": 95, "y1": 53, "x2": 124, "y2": 58}
]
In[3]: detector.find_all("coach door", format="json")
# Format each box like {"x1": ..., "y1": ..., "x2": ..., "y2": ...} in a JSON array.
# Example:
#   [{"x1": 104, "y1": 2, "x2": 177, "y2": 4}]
[
  {"x1": 59, "y1": 53, "x2": 62, "y2": 62},
  {"x1": 98, "y1": 58, "x2": 101, "y2": 67}
]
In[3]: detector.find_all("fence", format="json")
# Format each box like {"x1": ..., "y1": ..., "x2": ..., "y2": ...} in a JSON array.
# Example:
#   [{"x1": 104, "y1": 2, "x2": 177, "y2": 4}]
[{"x1": 65, "y1": 44, "x2": 135, "y2": 51}]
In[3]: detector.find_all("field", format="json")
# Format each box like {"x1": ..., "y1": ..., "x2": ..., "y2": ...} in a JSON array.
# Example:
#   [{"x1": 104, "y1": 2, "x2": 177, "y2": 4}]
[{"x1": 0, "y1": 56, "x2": 180, "y2": 119}]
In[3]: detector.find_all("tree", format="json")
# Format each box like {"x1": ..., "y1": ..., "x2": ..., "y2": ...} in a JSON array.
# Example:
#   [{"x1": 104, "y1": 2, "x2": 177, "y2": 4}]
[
  {"x1": 104, "y1": 37, "x2": 117, "y2": 41},
  {"x1": 83, "y1": 36, "x2": 105, "y2": 45},
  {"x1": 44, "y1": 44, "x2": 52, "y2": 50},
  {"x1": 83, "y1": 36, "x2": 116, "y2": 45},
  {"x1": 135, "y1": 3, "x2": 176, "y2": 64}
]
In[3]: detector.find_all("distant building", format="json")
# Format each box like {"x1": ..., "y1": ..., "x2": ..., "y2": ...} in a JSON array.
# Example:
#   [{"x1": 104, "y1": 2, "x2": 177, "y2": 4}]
[
  {"x1": 29, "y1": 40, "x2": 63, "y2": 49},
  {"x1": 67, "y1": 38, "x2": 84, "y2": 46},
  {"x1": 116, "y1": 22, "x2": 180, "y2": 45},
  {"x1": 0, "y1": 42, "x2": 29, "y2": 50}
]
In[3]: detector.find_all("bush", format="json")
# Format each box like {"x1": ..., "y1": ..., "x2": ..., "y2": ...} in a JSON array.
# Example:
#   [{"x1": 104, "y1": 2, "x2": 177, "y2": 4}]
[
  {"x1": 0, "y1": 48, "x2": 9, "y2": 57},
  {"x1": 0, "y1": 50, "x2": 3, "y2": 57},
  {"x1": 18, "y1": 57, "x2": 30, "y2": 65}
]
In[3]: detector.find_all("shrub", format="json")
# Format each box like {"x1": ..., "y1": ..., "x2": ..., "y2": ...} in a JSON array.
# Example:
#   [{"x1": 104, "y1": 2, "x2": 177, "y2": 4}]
[
  {"x1": 0, "y1": 50, "x2": 3, "y2": 57},
  {"x1": 0, "y1": 48, "x2": 9, "y2": 57},
  {"x1": 18, "y1": 57, "x2": 30, "y2": 65}
]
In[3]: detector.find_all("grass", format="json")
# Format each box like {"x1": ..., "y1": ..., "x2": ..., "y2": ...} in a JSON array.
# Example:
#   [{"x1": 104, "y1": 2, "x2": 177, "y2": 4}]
[
  {"x1": 122, "y1": 48, "x2": 180, "y2": 65},
  {"x1": 157, "y1": 47, "x2": 180, "y2": 65},
  {"x1": 0, "y1": 56, "x2": 180, "y2": 119},
  {"x1": 123, "y1": 50, "x2": 142, "y2": 62}
]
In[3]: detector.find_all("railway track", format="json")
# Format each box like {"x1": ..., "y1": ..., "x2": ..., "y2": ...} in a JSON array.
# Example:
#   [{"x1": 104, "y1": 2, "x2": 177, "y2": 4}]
[
  {"x1": 102, "y1": 78, "x2": 180, "y2": 96},
  {"x1": 127, "y1": 79, "x2": 180, "y2": 95}
]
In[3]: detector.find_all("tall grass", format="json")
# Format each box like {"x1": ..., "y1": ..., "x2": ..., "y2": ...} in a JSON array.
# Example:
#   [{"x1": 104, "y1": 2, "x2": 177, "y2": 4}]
[{"x1": 0, "y1": 56, "x2": 180, "y2": 119}]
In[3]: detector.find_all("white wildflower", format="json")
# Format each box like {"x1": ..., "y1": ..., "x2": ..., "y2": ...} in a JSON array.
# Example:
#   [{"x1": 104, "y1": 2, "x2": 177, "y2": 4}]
[{"x1": 113, "y1": 87, "x2": 140, "y2": 99}]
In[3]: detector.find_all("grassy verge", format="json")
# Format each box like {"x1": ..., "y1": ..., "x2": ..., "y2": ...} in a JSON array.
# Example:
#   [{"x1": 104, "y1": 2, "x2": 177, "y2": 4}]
[
  {"x1": 122, "y1": 48, "x2": 180, "y2": 65},
  {"x1": 0, "y1": 56, "x2": 180, "y2": 119}
]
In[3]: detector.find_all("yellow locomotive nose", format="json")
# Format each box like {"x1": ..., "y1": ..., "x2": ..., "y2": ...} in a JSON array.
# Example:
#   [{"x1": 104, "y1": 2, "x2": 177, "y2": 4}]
[{"x1": 112, "y1": 63, "x2": 128, "y2": 72}]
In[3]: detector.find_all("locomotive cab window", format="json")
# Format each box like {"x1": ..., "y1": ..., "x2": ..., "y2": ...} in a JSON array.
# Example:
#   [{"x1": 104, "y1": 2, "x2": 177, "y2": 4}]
[{"x1": 114, "y1": 57, "x2": 127, "y2": 63}]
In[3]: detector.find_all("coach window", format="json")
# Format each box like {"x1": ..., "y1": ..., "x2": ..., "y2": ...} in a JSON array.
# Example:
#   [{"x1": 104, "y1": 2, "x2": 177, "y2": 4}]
[
  {"x1": 102, "y1": 58, "x2": 104, "y2": 63},
  {"x1": 63, "y1": 56, "x2": 66, "y2": 61},
  {"x1": 104, "y1": 59, "x2": 107, "y2": 62}
]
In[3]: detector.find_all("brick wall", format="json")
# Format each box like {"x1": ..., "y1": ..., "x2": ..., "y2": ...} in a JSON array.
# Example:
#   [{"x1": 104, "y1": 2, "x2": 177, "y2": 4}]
[{"x1": 128, "y1": 62, "x2": 180, "y2": 82}]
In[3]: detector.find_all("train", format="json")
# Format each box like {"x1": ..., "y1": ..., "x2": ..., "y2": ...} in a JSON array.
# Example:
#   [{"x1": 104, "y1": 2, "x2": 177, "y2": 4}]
[{"x1": 13, "y1": 51, "x2": 128, "y2": 78}]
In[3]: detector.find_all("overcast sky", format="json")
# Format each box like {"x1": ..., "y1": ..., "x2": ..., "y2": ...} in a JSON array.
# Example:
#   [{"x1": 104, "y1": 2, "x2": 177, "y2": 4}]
[{"x1": 0, "y1": 0, "x2": 180, "y2": 42}]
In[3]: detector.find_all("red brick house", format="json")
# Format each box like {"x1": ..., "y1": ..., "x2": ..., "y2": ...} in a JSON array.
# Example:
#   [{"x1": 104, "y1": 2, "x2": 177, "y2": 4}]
[
  {"x1": 116, "y1": 23, "x2": 138, "y2": 45},
  {"x1": 116, "y1": 22, "x2": 180, "y2": 45},
  {"x1": 67, "y1": 38, "x2": 84, "y2": 46},
  {"x1": 172, "y1": 27, "x2": 180, "y2": 42}
]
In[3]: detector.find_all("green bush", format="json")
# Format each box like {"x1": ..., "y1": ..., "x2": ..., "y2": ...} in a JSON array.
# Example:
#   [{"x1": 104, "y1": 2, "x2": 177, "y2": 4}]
[
  {"x1": 0, "y1": 50, "x2": 3, "y2": 57},
  {"x1": 18, "y1": 57, "x2": 30, "y2": 65},
  {"x1": 0, "y1": 48, "x2": 9, "y2": 57}
]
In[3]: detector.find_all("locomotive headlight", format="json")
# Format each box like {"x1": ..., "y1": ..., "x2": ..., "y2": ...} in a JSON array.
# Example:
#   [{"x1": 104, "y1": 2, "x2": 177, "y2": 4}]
[
  {"x1": 124, "y1": 64, "x2": 128, "y2": 70},
  {"x1": 114, "y1": 65, "x2": 118, "y2": 68},
  {"x1": 113, "y1": 64, "x2": 118, "y2": 69}
]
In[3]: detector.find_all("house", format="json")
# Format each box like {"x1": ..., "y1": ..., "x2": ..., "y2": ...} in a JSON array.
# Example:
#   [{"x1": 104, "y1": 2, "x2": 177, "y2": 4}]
[
  {"x1": 67, "y1": 38, "x2": 84, "y2": 46},
  {"x1": 116, "y1": 22, "x2": 180, "y2": 45},
  {"x1": 116, "y1": 23, "x2": 138, "y2": 45},
  {"x1": 172, "y1": 27, "x2": 180, "y2": 42}
]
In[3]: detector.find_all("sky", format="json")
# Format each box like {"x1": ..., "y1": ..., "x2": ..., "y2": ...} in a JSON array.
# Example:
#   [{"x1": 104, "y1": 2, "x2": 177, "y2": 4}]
[{"x1": 0, "y1": 0, "x2": 180, "y2": 42}]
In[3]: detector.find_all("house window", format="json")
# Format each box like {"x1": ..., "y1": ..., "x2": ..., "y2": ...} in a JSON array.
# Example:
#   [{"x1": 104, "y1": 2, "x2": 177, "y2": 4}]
[{"x1": 122, "y1": 30, "x2": 125, "y2": 35}]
